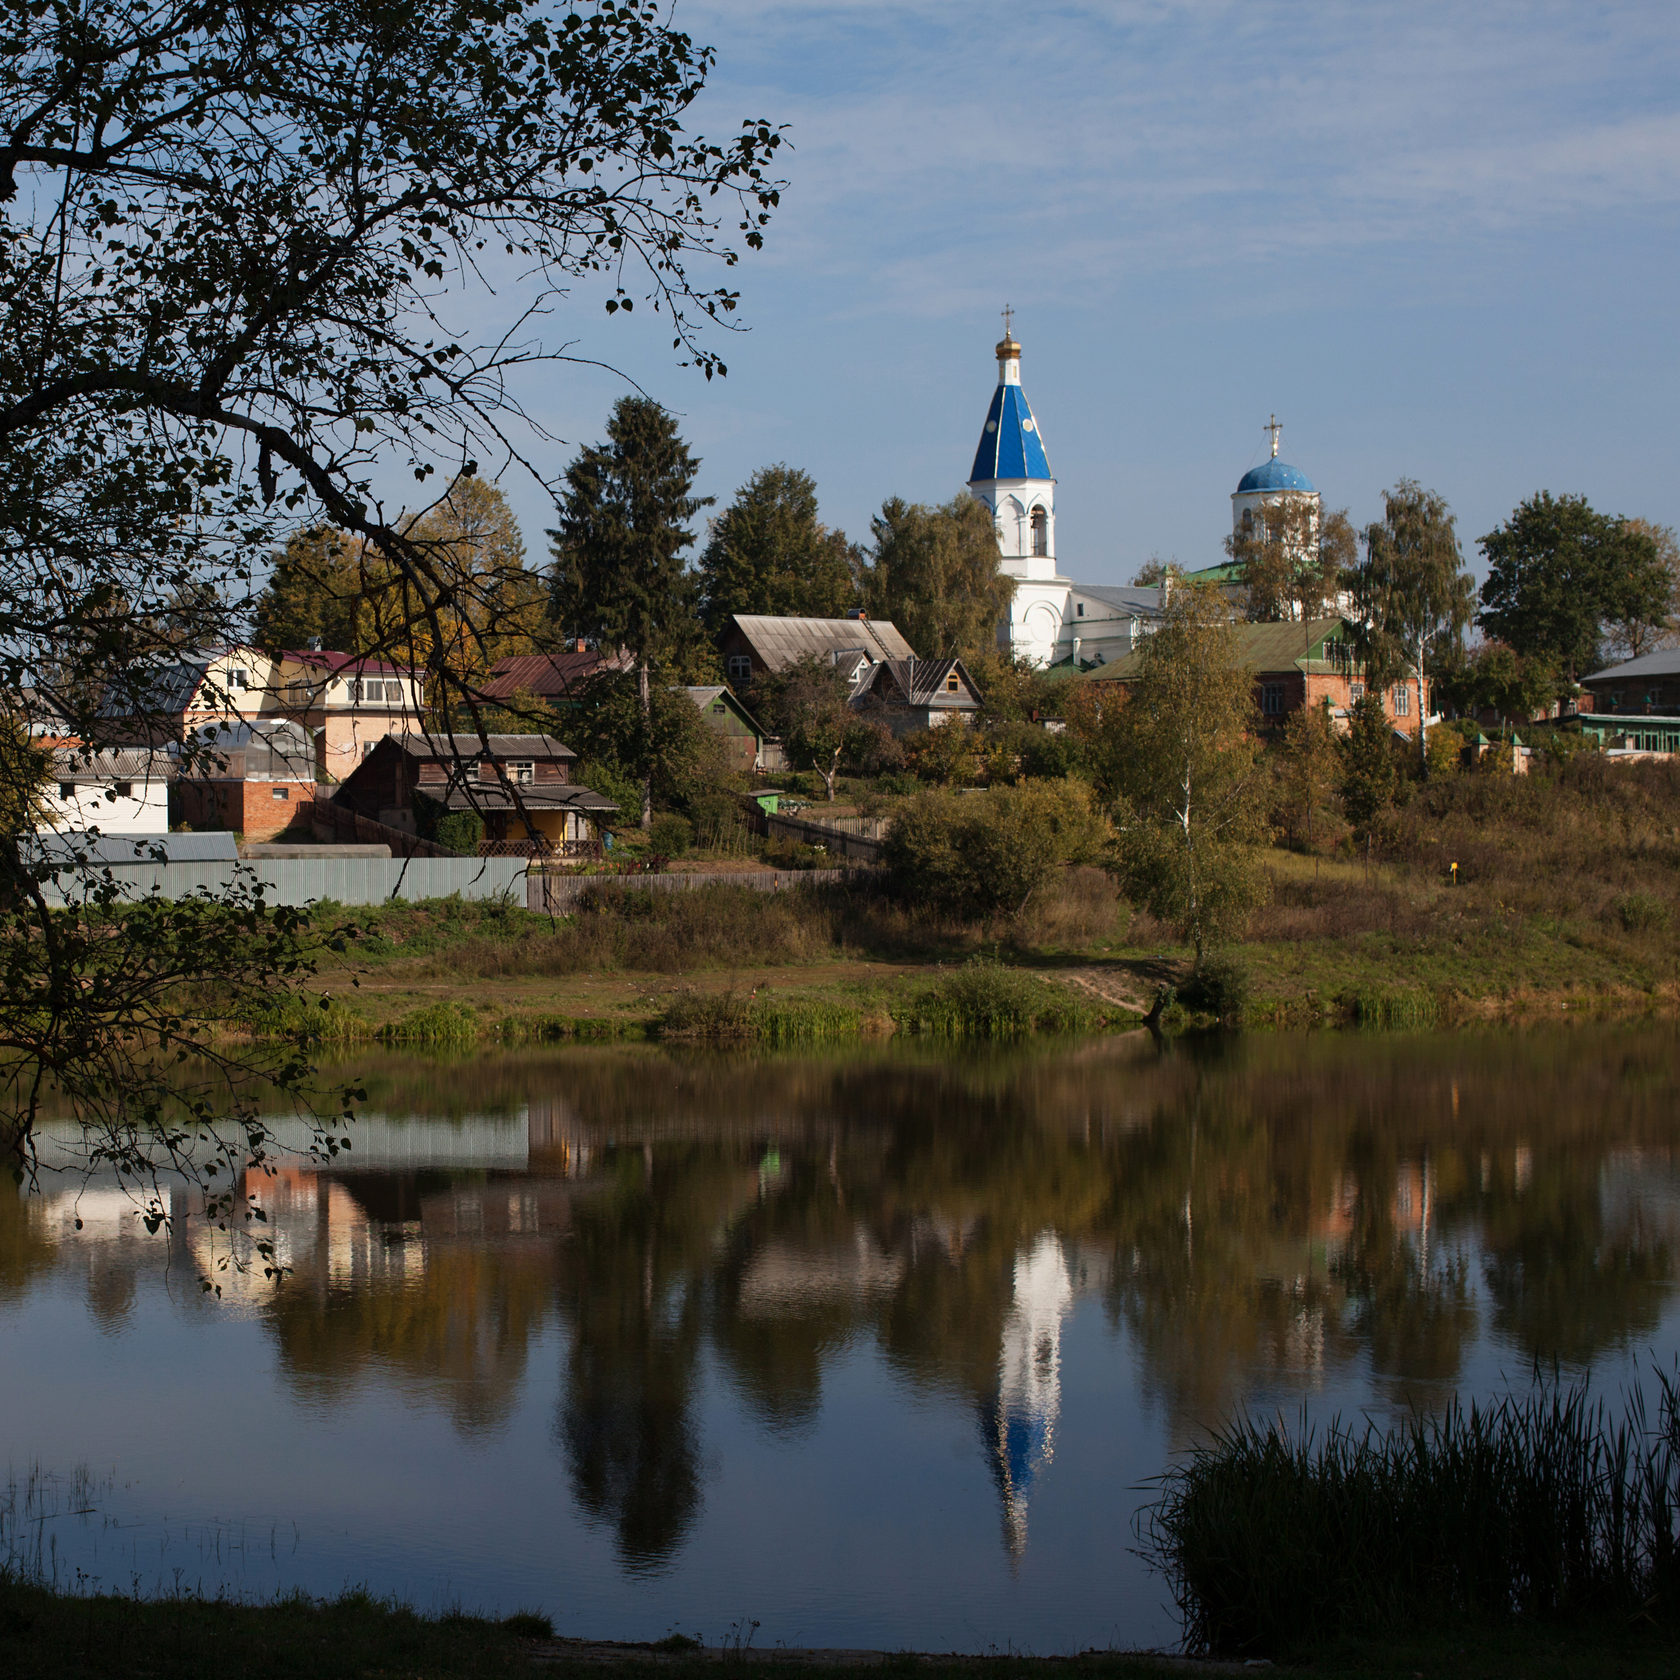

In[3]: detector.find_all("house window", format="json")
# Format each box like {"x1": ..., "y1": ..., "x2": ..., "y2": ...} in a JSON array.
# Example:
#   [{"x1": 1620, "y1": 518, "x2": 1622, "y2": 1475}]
[
  {"x1": 508, "y1": 761, "x2": 534, "y2": 784},
  {"x1": 272, "y1": 786, "x2": 289, "y2": 801},
  {"x1": 227, "y1": 667, "x2": 249, "y2": 691},
  {"x1": 113, "y1": 781, "x2": 133, "y2": 798},
  {"x1": 384, "y1": 681, "x2": 405, "y2": 703},
  {"x1": 726, "y1": 654, "x2": 752, "y2": 686},
  {"x1": 58, "y1": 781, "x2": 74, "y2": 799},
  {"x1": 1393, "y1": 684, "x2": 1410, "y2": 717},
  {"x1": 1351, "y1": 682, "x2": 1365, "y2": 703},
  {"x1": 1031, "y1": 506, "x2": 1048, "y2": 557},
  {"x1": 946, "y1": 673, "x2": 959, "y2": 693},
  {"x1": 1261, "y1": 683, "x2": 1285, "y2": 716},
  {"x1": 361, "y1": 741, "x2": 375, "y2": 758},
  {"x1": 711, "y1": 701, "x2": 727, "y2": 715}
]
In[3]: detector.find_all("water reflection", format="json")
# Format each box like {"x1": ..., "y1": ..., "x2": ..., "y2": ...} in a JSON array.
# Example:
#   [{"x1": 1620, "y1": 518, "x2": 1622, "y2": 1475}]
[{"x1": 7, "y1": 1028, "x2": 1680, "y2": 1591}]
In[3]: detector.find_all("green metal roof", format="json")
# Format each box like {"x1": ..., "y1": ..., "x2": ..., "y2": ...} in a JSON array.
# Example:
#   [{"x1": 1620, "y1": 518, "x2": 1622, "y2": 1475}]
[{"x1": 1084, "y1": 617, "x2": 1355, "y2": 681}]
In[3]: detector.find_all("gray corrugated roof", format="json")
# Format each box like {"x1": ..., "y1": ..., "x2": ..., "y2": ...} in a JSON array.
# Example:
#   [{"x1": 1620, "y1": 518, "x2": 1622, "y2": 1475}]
[
  {"x1": 730, "y1": 614, "x2": 916, "y2": 667},
  {"x1": 50, "y1": 747, "x2": 175, "y2": 782},
  {"x1": 1583, "y1": 649, "x2": 1680, "y2": 684},
  {"x1": 28, "y1": 831, "x2": 239, "y2": 866}
]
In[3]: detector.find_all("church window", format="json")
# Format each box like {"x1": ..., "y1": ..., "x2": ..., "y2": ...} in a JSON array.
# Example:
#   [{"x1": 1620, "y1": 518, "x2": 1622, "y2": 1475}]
[
  {"x1": 1241, "y1": 509, "x2": 1253, "y2": 536},
  {"x1": 1031, "y1": 507, "x2": 1048, "y2": 557},
  {"x1": 1076, "y1": 603, "x2": 1084, "y2": 617}
]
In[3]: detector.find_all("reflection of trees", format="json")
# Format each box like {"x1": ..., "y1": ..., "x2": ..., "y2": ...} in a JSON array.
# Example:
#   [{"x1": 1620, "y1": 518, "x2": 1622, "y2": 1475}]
[
  {"x1": 16, "y1": 1027, "x2": 1680, "y2": 1571},
  {"x1": 554, "y1": 1146, "x2": 757, "y2": 1571}
]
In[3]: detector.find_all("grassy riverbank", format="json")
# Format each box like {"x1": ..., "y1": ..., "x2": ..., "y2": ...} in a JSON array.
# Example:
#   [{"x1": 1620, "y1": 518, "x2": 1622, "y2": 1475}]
[{"x1": 1, "y1": 1578, "x2": 1676, "y2": 1680}]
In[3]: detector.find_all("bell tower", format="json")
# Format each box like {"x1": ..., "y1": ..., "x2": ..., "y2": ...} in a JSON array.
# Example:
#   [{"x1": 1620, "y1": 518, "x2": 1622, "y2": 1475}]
[{"x1": 966, "y1": 308, "x2": 1057, "y2": 582}]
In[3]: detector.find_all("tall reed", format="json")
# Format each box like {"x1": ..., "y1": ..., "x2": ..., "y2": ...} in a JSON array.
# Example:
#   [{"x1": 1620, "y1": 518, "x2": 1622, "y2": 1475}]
[{"x1": 1142, "y1": 1370, "x2": 1680, "y2": 1657}]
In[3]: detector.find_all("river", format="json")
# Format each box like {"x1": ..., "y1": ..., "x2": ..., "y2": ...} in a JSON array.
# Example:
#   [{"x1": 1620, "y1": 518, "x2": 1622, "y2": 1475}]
[{"x1": 3, "y1": 1026, "x2": 1679, "y2": 1651}]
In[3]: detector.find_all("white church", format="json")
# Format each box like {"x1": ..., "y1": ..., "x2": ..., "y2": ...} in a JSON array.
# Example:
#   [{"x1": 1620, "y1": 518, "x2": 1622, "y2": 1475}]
[{"x1": 965, "y1": 317, "x2": 1323, "y2": 667}]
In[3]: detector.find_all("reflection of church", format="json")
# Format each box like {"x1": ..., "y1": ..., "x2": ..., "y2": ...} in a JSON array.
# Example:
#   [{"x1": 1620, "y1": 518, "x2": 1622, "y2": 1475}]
[
  {"x1": 977, "y1": 1231, "x2": 1076, "y2": 1560},
  {"x1": 966, "y1": 316, "x2": 1325, "y2": 664}
]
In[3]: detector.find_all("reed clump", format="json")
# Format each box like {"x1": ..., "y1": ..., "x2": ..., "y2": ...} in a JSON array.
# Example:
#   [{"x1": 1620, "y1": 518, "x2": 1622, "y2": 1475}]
[
  {"x1": 655, "y1": 991, "x2": 865, "y2": 1043},
  {"x1": 894, "y1": 957, "x2": 1099, "y2": 1037},
  {"x1": 1142, "y1": 1370, "x2": 1680, "y2": 1659}
]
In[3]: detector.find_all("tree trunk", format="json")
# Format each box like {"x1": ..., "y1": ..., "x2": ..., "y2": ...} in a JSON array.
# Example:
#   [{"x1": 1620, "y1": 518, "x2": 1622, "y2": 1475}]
[{"x1": 638, "y1": 656, "x2": 652, "y2": 831}]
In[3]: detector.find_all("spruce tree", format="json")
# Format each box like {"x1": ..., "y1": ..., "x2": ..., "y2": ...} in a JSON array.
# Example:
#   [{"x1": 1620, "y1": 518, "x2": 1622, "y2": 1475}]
[{"x1": 548, "y1": 398, "x2": 711, "y2": 827}]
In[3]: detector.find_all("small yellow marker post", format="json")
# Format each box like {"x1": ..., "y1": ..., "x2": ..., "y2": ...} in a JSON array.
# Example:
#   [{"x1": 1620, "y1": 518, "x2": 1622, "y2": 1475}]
[{"x1": 1450, "y1": 862, "x2": 1459, "y2": 886}]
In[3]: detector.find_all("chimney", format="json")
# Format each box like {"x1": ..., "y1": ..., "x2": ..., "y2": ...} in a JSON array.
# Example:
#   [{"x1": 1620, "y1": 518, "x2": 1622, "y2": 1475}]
[
  {"x1": 575, "y1": 637, "x2": 587, "y2": 653},
  {"x1": 306, "y1": 635, "x2": 323, "y2": 652}
]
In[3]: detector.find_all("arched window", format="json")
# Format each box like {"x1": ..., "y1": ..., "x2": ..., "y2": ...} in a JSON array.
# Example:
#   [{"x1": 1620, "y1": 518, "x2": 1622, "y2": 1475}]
[
  {"x1": 1031, "y1": 506, "x2": 1048, "y2": 557},
  {"x1": 1241, "y1": 508, "x2": 1254, "y2": 536}
]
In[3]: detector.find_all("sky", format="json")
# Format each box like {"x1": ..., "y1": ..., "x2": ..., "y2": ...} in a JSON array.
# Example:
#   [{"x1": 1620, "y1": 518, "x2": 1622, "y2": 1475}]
[{"x1": 475, "y1": 0, "x2": 1680, "y2": 589}]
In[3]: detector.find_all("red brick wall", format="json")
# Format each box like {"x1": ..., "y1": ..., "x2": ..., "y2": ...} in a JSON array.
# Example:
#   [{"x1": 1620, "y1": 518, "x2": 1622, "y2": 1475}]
[{"x1": 171, "y1": 778, "x2": 317, "y2": 838}]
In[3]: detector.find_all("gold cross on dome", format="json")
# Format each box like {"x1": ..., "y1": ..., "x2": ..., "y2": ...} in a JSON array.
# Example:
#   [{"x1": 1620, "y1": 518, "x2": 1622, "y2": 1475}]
[
  {"x1": 1265, "y1": 414, "x2": 1282, "y2": 457},
  {"x1": 1002, "y1": 303, "x2": 1014, "y2": 339}
]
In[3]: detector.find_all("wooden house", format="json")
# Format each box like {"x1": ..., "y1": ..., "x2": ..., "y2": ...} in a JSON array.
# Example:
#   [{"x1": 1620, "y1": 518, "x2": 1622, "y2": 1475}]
[
  {"x1": 718, "y1": 613, "x2": 915, "y2": 690},
  {"x1": 680, "y1": 686, "x2": 774, "y2": 772},
  {"x1": 850, "y1": 657, "x2": 984, "y2": 735},
  {"x1": 331, "y1": 732, "x2": 617, "y2": 855}
]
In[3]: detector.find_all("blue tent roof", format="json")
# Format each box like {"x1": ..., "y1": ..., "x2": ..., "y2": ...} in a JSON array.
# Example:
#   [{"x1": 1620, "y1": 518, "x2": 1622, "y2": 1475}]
[
  {"x1": 1236, "y1": 458, "x2": 1314, "y2": 494},
  {"x1": 969, "y1": 383, "x2": 1052, "y2": 483}
]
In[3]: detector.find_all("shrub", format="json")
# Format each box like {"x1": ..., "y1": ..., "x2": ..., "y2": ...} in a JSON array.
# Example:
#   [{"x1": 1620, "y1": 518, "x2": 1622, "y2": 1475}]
[
  {"x1": 895, "y1": 956, "x2": 1098, "y2": 1036},
  {"x1": 883, "y1": 780, "x2": 1112, "y2": 919},
  {"x1": 574, "y1": 759, "x2": 641, "y2": 824},
  {"x1": 430, "y1": 809, "x2": 484, "y2": 856},
  {"x1": 648, "y1": 812, "x2": 693, "y2": 858},
  {"x1": 1178, "y1": 955, "x2": 1249, "y2": 1026},
  {"x1": 1612, "y1": 891, "x2": 1670, "y2": 934}
]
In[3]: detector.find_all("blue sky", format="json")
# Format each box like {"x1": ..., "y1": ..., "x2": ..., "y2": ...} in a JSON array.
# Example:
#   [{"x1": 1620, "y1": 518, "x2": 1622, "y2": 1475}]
[{"x1": 485, "y1": 0, "x2": 1680, "y2": 588}]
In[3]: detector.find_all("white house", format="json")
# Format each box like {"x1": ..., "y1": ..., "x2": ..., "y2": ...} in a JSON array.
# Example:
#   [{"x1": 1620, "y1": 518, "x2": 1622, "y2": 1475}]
[{"x1": 39, "y1": 748, "x2": 172, "y2": 835}]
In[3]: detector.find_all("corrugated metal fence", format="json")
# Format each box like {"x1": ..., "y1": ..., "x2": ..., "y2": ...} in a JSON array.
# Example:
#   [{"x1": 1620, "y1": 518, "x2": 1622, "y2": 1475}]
[{"x1": 41, "y1": 854, "x2": 527, "y2": 907}]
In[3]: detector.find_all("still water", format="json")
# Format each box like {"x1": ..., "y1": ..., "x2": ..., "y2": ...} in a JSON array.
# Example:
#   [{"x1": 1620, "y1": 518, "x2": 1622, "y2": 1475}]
[{"x1": 4, "y1": 1027, "x2": 1680, "y2": 1651}]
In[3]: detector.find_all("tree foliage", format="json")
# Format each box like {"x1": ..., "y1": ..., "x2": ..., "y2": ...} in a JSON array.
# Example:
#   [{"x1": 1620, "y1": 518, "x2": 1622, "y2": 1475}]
[
  {"x1": 1339, "y1": 693, "x2": 1397, "y2": 857},
  {"x1": 1432, "y1": 641, "x2": 1561, "y2": 727},
  {"x1": 1275, "y1": 698, "x2": 1340, "y2": 849},
  {"x1": 1349, "y1": 481, "x2": 1474, "y2": 774},
  {"x1": 698, "y1": 465, "x2": 859, "y2": 631},
  {"x1": 865, "y1": 496, "x2": 1014, "y2": 659},
  {"x1": 1074, "y1": 576, "x2": 1270, "y2": 965},
  {"x1": 1227, "y1": 502, "x2": 1356, "y2": 624},
  {"x1": 1478, "y1": 493, "x2": 1671, "y2": 682},
  {"x1": 561, "y1": 672, "x2": 728, "y2": 817},
  {"x1": 751, "y1": 655, "x2": 884, "y2": 801},
  {"x1": 883, "y1": 781, "x2": 1111, "y2": 920}
]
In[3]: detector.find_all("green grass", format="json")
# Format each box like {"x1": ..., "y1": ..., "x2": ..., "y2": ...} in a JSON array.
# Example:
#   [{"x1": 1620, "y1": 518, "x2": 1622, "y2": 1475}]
[
  {"x1": 0, "y1": 1576, "x2": 1674, "y2": 1679},
  {"x1": 1142, "y1": 1369, "x2": 1680, "y2": 1660}
]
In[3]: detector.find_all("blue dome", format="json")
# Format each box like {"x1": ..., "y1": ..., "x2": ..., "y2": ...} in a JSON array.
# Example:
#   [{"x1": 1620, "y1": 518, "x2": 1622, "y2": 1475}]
[
  {"x1": 1236, "y1": 458, "x2": 1314, "y2": 494},
  {"x1": 969, "y1": 382, "x2": 1053, "y2": 484}
]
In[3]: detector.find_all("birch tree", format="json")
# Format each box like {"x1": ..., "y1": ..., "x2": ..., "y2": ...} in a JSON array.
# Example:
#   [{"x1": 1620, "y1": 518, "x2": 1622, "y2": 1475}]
[
  {"x1": 1349, "y1": 481, "x2": 1475, "y2": 775},
  {"x1": 1076, "y1": 575, "x2": 1269, "y2": 968}
]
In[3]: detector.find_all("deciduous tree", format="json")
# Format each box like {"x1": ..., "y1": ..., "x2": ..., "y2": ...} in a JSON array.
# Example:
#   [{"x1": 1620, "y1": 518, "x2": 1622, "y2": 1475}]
[
  {"x1": 865, "y1": 497, "x2": 1014, "y2": 659},
  {"x1": 1074, "y1": 576, "x2": 1270, "y2": 967},
  {"x1": 0, "y1": 0, "x2": 783, "y2": 1250},
  {"x1": 1478, "y1": 493, "x2": 1670, "y2": 682},
  {"x1": 1349, "y1": 481, "x2": 1474, "y2": 775}
]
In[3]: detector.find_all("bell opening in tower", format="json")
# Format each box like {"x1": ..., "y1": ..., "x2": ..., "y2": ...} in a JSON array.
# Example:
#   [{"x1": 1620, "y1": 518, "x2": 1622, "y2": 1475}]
[{"x1": 1031, "y1": 507, "x2": 1048, "y2": 558}]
